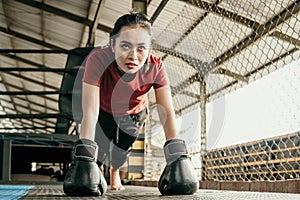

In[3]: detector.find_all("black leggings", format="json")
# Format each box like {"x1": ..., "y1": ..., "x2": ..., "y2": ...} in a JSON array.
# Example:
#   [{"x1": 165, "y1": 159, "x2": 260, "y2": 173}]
[{"x1": 95, "y1": 109, "x2": 147, "y2": 169}]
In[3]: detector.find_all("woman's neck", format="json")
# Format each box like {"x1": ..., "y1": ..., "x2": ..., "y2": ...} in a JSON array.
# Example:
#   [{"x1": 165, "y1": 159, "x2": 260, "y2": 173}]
[{"x1": 116, "y1": 65, "x2": 136, "y2": 82}]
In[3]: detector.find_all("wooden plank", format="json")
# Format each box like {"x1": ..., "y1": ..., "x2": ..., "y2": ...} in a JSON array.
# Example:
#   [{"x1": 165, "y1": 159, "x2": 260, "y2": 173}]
[
  {"x1": 128, "y1": 156, "x2": 144, "y2": 166},
  {"x1": 128, "y1": 172, "x2": 143, "y2": 179},
  {"x1": 132, "y1": 140, "x2": 144, "y2": 150}
]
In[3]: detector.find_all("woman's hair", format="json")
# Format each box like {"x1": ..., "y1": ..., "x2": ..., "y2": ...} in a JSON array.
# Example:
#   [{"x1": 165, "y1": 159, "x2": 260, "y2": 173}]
[{"x1": 110, "y1": 11, "x2": 152, "y2": 40}]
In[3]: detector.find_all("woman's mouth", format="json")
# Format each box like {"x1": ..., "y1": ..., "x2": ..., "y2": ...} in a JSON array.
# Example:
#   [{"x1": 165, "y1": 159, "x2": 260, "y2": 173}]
[{"x1": 126, "y1": 63, "x2": 138, "y2": 69}]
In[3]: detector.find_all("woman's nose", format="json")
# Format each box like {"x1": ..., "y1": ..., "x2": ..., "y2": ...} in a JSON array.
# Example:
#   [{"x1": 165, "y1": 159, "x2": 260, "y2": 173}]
[{"x1": 128, "y1": 49, "x2": 138, "y2": 60}]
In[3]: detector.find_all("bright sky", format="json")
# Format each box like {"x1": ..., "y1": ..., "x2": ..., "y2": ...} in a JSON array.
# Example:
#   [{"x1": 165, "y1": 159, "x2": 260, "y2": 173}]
[{"x1": 207, "y1": 59, "x2": 300, "y2": 149}]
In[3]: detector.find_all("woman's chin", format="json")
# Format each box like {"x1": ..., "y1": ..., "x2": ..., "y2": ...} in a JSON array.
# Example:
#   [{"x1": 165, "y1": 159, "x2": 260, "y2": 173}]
[
  {"x1": 127, "y1": 66, "x2": 142, "y2": 73},
  {"x1": 126, "y1": 69, "x2": 138, "y2": 74},
  {"x1": 118, "y1": 65, "x2": 142, "y2": 74}
]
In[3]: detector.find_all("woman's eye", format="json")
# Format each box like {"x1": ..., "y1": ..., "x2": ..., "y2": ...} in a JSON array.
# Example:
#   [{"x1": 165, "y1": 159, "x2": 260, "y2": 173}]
[
  {"x1": 121, "y1": 44, "x2": 130, "y2": 50},
  {"x1": 138, "y1": 46, "x2": 146, "y2": 51}
]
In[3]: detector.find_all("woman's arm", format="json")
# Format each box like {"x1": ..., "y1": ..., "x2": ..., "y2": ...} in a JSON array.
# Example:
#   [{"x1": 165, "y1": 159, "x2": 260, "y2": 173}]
[
  {"x1": 79, "y1": 82, "x2": 100, "y2": 140},
  {"x1": 154, "y1": 86, "x2": 177, "y2": 141}
]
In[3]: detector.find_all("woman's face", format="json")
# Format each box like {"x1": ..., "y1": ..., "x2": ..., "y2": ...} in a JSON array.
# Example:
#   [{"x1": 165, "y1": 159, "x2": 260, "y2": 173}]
[{"x1": 112, "y1": 25, "x2": 151, "y2": 74}]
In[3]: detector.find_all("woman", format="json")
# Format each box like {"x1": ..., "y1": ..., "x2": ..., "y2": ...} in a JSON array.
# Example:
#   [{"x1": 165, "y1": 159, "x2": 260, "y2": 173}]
[{"x1": 63, "y1": 11, "x2": 198, "y2": 196}]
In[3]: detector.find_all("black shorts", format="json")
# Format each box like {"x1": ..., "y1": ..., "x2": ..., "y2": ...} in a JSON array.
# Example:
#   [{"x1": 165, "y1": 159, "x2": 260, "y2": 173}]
[{"x1": 96, "y1": 108, "x2": 148, "y2": 151}]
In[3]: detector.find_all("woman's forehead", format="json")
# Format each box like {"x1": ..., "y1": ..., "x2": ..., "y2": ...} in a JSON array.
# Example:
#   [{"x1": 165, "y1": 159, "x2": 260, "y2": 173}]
[{"x1": 116, "y1": 26, "x2": 151, "y2": 43}]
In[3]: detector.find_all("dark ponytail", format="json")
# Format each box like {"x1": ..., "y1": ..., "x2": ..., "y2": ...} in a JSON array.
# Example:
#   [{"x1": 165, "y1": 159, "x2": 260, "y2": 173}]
[{"x1": 110, "y1": 11, "x2": 152, "y2": 41}]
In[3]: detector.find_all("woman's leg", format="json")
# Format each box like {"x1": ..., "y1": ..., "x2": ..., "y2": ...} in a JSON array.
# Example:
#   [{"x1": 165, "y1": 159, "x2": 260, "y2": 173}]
[
  {"x1": 95, "y1": 110, "x2": 117, "y2": 168},
  {"x1": 110, "y1": 133, "x2": 138, "y2": 190},
  {"x1": 110, "y1": 110, "x2": 147, "y2": 190}
]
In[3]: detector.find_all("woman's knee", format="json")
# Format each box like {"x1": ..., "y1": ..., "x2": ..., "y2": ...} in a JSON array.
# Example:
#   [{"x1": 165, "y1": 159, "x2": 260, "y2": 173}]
[{"x1": 111, "y1": 145, "x2": 132, "y2": 169}]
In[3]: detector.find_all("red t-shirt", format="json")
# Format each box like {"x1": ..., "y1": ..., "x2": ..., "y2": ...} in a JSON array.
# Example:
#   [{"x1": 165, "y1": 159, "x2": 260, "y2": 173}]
[{"x1": 82, "y1": 47, "x2": 169, "y2": 115}]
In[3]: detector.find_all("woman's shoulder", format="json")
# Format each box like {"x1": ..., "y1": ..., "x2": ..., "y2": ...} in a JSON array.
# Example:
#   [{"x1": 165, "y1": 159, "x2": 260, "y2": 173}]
[
  {"x1": 87, "y1": 46, "x2": 114, "y2": 60},
  {"x1": 148, "y1": 53, "x2": 163, "y2": 65}
]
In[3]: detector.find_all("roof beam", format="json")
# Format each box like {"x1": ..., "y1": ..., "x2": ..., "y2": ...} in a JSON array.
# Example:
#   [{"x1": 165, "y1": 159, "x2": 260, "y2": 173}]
[
  {"x1": 0, "y1": 91, "x2": 64, "y2": 96},
  {"x1": 0, "y1": 126, "x2": 56, "y2": 130},
  {"x1": 133, "y1": 0, "x2": 147, "y2": 14},
  {"x1": 245, "y1": 47, "x2": 298, "y2": 78},
  {"x1": 150, "y1": 0, "x2": 169, "y2": 23},
  {"x1": 214, "y1": 0, "x2": 300, "y2": 66},
  {"x1": 0, "y1": 2, "x2": 24, "y2": 129},
  {"x1": 160, "y1": 0, "x2": 221, "y2": 76},
  {"x1": 159, "y1": 11, "x2": 207, "y2": 62},
  {"x1": 202, "y1": 3, "x2": 300, "y2": 98},
  {"x1": 0, "y1": 53, "x2": 64, "y2": 76},
  {"x1": 0, "y1": 67, "x2": 76, "y2": 74},
  {"x1": 0, "y1": 101, "x2": 57, "y2": 129},
  {"x1": 271, "y1": 31, "x2": 300, "y2": 49},
  {"x1": 154, "y1": 43, "x2": 213, "y2": 77},
  {"x1": 162, "y1": 0, "x2": 219, "y2": 60},
  {"x1": 0, "y1": 109, "x2": 56, "y2": 127},
  {"x1": 40, "y1": 0, "x2": 46, "y2": 95},
  {"x1": 14, "y1": 0, "x2": 112, "y2": 33},
  {"x1": 160, "y1": 0, "x2": 219, "y2": 94},
  {"x1": 0, "y1": 49, "x2": 69, "y2": 54},
  {"x1": 171, "y1": 73, "x2": 200, "y2": 95},
  {"x1": 175, "y1": 100, "x2": 198, "y2": 115},
  {"x1": 1, "y1": 71, "x2": 59, "y2": 90},
  {"x1": 0, "y1": 26, "x2": 65, "y2": 50},
  {"x1": 162, "y1": 8, "x2": 210, "y2": 57},
  {"x1": 0, "y1": 81, "x2": 58, "y2": 102},
  {"x1": 178, "y1": 90, "x2": 200, "y2": 100},
  {"x1": 207, "y1": 47, "x2": 298, "y2": 99},
  {"x1": 0, "y1": 113, "x2": 72, "y2": 119},
  {"x1": 0, "y1": 111, "x2": 57, "y2": 127},
  {"x1": 86, "y1": 0, "x2": 105, "y2": 47},
  {"x1": 0, "y1": 48, "x2": 91, "y2": 57},
  {"x1": 0, "y1": 97, "x2": 57, "y2": 113},
  {"x1": 182, "y1": 0, "x2": 261, "y2": 29},
  {"x1": 212, "y1": 68, "x2": 249, "y2": 83},
  {"x1": 172, "y1": 0, "x2": 300, "y2": 102},
  {"x1": 0, "y1": 75, "x2": 61, "y2": 123},
  {"x1": 80, "y1": 0, "x2": 93, "y2": 46}
]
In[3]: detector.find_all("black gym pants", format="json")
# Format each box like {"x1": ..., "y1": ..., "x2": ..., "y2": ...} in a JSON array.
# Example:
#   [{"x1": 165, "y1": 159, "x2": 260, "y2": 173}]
[{"x1": 95, "y1": 109, "x2": 147, "y2": 169}]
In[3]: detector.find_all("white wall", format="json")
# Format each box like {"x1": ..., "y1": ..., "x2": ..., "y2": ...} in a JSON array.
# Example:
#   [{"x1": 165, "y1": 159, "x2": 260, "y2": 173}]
[{"x1": 207, "y1": 60, "x2": 300, "y2": 149}]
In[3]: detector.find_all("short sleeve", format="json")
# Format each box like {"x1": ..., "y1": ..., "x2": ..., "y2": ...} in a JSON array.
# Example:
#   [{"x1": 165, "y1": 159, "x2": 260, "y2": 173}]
[
  {"x1": 82, "y1": 49, "x2": 106, "y2": 87},
  {"x1": 153, "y1": 62, "x2": 169, "y2": 89}
]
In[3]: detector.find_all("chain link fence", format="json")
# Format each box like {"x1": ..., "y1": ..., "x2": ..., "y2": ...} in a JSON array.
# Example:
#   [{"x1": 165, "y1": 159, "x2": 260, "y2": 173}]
[
  {"x1": 145, "y1": 0, "x2": 300, "y2": 182},
  {"x1": 203, "y1": 132, "x2": 300, "y2": 181}
]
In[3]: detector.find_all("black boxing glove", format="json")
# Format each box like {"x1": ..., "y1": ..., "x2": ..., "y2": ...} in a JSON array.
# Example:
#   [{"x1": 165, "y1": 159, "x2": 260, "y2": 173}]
[
  {"x1": 63, "y1": 139, "x2": 107, "y2": 196},
  {"x1": 158, "y1": 139, "x2": 199, "y2": 195}
]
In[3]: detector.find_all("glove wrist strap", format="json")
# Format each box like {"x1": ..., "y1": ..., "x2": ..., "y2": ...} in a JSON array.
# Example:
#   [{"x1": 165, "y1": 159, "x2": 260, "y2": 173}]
[
  {"x1": 164, "y1": 139, "x2": 188, "y2": 164},
  {"x1": 73, "y1": 139, "x2": 98, "y2": 162}
]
